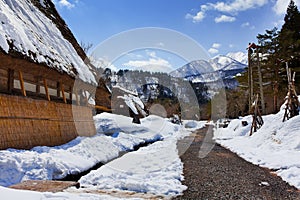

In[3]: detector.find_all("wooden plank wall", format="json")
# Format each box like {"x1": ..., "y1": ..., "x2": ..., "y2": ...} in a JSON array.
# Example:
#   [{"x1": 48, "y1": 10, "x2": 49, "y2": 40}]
[{"x1": 0, "y1": 94, "x2": 96, "y2": 150}]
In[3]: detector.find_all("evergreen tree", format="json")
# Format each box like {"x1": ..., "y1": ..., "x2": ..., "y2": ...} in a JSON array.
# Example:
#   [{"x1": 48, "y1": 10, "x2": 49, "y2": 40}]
[
  {"x1": 278, "y1": 0, "x2": 300, "y2": 69},
  {"x1": 257, "y1": 28, "x2": 283, "y2": 112}
]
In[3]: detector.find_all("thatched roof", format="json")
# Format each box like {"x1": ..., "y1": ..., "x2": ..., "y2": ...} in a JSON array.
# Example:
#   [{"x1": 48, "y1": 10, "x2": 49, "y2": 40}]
[{"x1": 0, "y1": 0, "x2": 97, "y2": 84}]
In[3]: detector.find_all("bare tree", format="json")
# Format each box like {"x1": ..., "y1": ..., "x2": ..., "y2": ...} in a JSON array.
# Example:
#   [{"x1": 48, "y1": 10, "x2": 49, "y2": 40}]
[{"x1": 80, "y1": 41, "x2": 93, "y2": 54}]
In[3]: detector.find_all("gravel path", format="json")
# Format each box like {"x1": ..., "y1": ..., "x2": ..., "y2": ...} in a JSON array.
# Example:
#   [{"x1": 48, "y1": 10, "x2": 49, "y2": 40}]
[{"x1": 174, "y1": 125, "x2": 300, "y2": 200}]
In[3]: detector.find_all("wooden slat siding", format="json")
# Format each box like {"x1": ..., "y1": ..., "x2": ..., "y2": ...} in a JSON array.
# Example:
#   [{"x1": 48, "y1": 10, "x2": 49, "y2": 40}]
[
  {"x1": 60, "y1": 82, "x2": 67, "y2": 103},
  {"x1": 0, "y1": 93, "x2": 96, "y2": 150},
  {"x1": 43, "y1": 78, "x2": 51, "y2": 101},
  {"x1": 7, "y1": 69, "x2": 14, "y2": 93},
  {"x1": 18, "y1": 71, "x2": 26, "y2": 97}
]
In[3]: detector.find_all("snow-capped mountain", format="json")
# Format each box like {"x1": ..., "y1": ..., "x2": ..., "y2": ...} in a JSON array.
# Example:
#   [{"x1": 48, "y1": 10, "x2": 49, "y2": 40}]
[
  {"x1": 226, "y1": 51, "x2": 248, "y2": 65},
  {"x1": 169, "y1": 53, "x2": 247, "y2": 93},
  {"x1": 211, "y1": 53, "x2": 247, "y2": 71},
  {"x1": 170, "y1": 54, "x2": 247, "y2": 89},
  {"x1": 104, "y1": 53, "x2": 247, "y2": 104}
]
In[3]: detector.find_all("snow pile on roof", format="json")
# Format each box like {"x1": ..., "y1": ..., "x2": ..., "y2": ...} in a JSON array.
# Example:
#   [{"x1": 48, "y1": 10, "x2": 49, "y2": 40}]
[
  {"x1": 214, "y1": 99, "x2": 300, "y2": 189},
  {"x1": 0, "y1": 112, "x2": 206, "y2": 199},
  {"x1": 118, "y1": 94, "x2": 146, "y2": 116},
  {"x1": 113, "y1": 85, "x2": 138, "y2": 96},
  {"x1": 0, "y1": 0, "x2": 96, "y2": 84}
]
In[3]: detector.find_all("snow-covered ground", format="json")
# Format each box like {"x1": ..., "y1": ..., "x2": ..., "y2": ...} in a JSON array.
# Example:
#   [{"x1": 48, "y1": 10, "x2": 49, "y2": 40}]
[
  {"x1": 214, "y1": 102, "x2": 300, "y2": 189},
  {"x1": 0, "y1": 112, "x2": 205, "y2": 199},
  {"x1": 2, "y1": 99, "x2": 299, "y2": 199}
]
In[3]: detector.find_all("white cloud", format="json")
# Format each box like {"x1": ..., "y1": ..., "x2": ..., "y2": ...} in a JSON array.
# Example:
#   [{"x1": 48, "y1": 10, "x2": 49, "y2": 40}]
[
  {"x1": 273, "y1": 0, "x2": 300, "y2": 15},
  {"x1": 53, "y1": 0, "x2": 76, "y2": 9},
  {"x1": 241, "y1": 22, "x2": 255, "y2": 29},
  {"x1": 156, "y1": 42, "x2": 165, "y2": 47},
  {"x1": 215, "y1": 15, "x2": 236, "y2": 23},
  {"x1": 146, "y1": 50, "x2": 157, "y2": 58},
  {"x1": 126, "y1": 53, "x2": 144, "y2": 59},
  {"x1": 273, "y1": 19, "x2": 284, "y2": 27},
  {"x1": 241, "y1": 22, "x2": 250, "y2": 27},
  {"x1": 210, "y1": 0, "x2": 268, "y2": 14},
  {"x1": 123, "y1": 51, "x2": 172, "y2": 73},
  {"x1": 123, "y1": 58, "x2": 171, "y2": 68},
  {"x1": 212, "y1": 43, "x2": 221, "y2": 49},
  {"x1": 186, "y1": 0, "x2": 268, "y2": 23},
  {"x1": 208, "y1": 48, "x2": 219, "y2": 54},
  {"x1": 209, "y1": 43, "x2": 221, "y2": 55},
  {"x1": 185, "y1": 12, "x2": 205, "y2": 23}
]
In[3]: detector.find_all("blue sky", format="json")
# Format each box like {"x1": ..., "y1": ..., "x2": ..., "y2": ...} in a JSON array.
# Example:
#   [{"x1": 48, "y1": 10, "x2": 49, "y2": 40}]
[{"x1": 53, "y1": 0, "x2": 299, "y2": 72}]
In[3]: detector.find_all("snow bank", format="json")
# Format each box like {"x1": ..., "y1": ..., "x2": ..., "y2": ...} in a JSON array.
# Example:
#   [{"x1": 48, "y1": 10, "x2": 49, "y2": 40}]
[
  {"x1": 79, "y1": 139, "x2": 186, "y2": 197},
  {"x1": 0, "y1": 113, "x2": 164, "y2": 187},
  {"x1": 0, "y1": 134, "x2": 119, "y2": 187},
  {"x1": 79, "y1": 115, "x2": 204, "y2": 197},
  {"x1": 0, "y1": 185, "x2": 126, "y2": 200},
  {"x1": 0, "y1": 112, "x2": 206, "y2": 198},
  {"x1": 214, "y1": 104, "x2": 300, "y2": 189}
]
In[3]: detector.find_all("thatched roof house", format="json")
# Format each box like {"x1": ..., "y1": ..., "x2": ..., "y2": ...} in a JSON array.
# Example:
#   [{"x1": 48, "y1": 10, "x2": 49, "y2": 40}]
[{"x1": 0, "y1": 0, "x2": 110, "y2": 149}]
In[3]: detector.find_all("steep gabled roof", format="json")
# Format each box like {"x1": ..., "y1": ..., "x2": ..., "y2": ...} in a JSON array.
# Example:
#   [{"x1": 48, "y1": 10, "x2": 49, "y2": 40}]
[{"x1": 0, "y1": 0, "x2": 96, "y2": 84}]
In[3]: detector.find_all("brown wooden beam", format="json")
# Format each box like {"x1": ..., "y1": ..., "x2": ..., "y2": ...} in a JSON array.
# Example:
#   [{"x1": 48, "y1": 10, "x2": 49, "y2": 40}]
[
  {"x1": 18, "y1": 71, "x2": 26, "y2": 97},
  {"x1": 36, "y1": 76, "x2": 41, "y2": 94},
  {"x1": 43, "y1": 78, "x2": 51, "y2": 101},
  {"x1": 74, "y1": 88, "x2": 80, "y2": 106},
  {"x1": 7, "y1": 69, "x2": 14, "y2": 93},
  {"x1": 60, "y1": 82, "x2": 67, "y2": 104},
  {"x1": 57, "y1": 82, "x2": 61, "y2": 98},
  {"x1": 69, "y1": 86, "x2": 73, "y2": 101}
]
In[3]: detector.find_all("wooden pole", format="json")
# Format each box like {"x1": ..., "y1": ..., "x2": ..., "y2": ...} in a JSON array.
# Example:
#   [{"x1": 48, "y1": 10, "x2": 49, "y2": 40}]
[
  {"x1": 43, "y1": 78, "x2": 51, "y2": 101},
  {"x1": 248, "y1": 45, "x2": 253, "y2": 113},
  {"x1": 84, "y1": 91, "x2": 89, "y2": 106},
  {"x1": 256, "y1": 49, "x2": 265, "y2": 114},
  {"x1": 7, "y1": 69, "x2": 14, "y2": 93},
  {"x1": 18, "y1": 71, "x2": 26, "y2": 97},
  {"x1": 250, "y1": 57, "x2": 253, "y2": 113},
  {"x1": 250, "y1": 94, "x2": 264, "y2": 135},
  {"x1": 60, "y1": 82, "x2": 67, "y2": 104}
]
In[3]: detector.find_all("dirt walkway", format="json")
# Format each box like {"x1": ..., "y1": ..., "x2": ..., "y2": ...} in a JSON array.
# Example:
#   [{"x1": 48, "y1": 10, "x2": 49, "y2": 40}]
[{"x1": 174, "y1": 126, "x2": 300, "y2": 200}]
